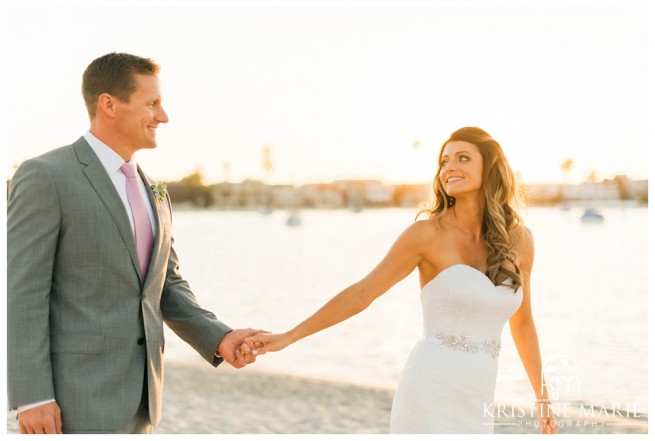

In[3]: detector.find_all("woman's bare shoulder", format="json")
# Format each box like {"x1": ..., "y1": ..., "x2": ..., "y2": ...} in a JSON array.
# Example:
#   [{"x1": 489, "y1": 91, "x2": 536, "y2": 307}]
[
  {"x1": 514, "y1": 224, "x2": 535, "y2": 267},
  {"x1": 399, "y1": 217, "x2": 444, "y2": 247},
  {"x1": 516, "y1": 225, "x2": 534, "y2": 247},
  {"x1": 412, "y1": 217, "x2": 444, "y2": 236}
]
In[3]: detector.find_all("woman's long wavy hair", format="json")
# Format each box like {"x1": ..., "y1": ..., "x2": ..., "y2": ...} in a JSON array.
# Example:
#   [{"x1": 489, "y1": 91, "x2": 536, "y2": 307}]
[{"x1": 417, "y1": 127, "x2": 524, "y2": 292}]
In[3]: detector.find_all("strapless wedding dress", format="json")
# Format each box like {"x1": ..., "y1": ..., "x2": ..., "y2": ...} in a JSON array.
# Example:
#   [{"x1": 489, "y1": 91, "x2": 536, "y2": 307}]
[{"x1": 389, "y1": 264, "x2": 523, "y2": 433}]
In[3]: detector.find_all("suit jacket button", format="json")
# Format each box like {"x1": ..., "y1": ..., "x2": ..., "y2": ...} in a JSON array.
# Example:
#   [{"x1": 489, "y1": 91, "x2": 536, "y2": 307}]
[{"x1": 137, "y1": 337, "x2": 145, "y2": 345}]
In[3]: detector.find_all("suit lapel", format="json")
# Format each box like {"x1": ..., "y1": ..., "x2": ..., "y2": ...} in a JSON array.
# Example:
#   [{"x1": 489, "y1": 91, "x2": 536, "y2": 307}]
[{"x1": 73, "y1": 138, "x2": 143, "y2": 282}]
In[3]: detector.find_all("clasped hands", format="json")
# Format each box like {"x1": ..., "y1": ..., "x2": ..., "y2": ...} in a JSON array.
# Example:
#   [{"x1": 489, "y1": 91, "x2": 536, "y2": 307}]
[{"x1": 218, "y1": 329, "x2": 290, "y2": 368}]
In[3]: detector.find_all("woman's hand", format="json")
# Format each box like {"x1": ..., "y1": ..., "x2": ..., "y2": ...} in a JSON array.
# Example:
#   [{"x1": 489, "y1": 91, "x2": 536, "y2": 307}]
[
  {"x1": 253, "y1": 332, "x2": 293, "y2": 353},
  {"x1": 537, "y1": 403, "x2": 558, "y2": 434},
  {"x1": 238, "y1": 332, "x2": 292, "y2": 362}
]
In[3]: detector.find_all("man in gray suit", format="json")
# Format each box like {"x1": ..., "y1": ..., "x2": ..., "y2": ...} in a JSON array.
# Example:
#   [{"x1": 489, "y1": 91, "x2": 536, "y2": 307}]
[{"x1": 7, "y1": 52, "x2": 262, "y2": 434}]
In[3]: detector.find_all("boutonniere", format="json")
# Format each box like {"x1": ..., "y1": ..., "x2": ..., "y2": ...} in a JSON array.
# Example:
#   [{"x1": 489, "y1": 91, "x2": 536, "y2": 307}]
[{"x1": 150, "y1": 182, "x2": 168, "y2": 204}]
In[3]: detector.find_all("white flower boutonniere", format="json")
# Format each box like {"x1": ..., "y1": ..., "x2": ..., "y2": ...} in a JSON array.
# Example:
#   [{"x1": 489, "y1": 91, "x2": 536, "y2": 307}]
[{"x1": 150, "y1": 182, "x2": 168, "y2": 204}]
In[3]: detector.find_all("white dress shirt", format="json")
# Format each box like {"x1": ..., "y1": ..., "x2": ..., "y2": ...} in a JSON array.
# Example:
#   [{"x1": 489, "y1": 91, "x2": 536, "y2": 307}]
[{"x1": 84, "y1": 131, "x2": 156, "y2": 235}]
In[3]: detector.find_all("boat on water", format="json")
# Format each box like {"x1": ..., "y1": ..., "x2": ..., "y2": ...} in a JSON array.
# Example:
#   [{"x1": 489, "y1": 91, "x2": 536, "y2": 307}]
[
  {"x1": 580, "y1": 208, "x2": 604, "y2": 223},
  {"x1": 286, "y1": 210, "x2": 302, "y2": 226},
  {"x1": 258, "y1": 204, "x2": 273, "y2": 215},
  {"x1": 349, "y1": 203, "x2": 363, "y2": 213}
]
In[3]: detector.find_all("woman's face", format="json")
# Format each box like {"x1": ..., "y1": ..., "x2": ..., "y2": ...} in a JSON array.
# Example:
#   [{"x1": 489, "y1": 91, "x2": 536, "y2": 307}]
[{"x1": 439, "y1": 140, "x2": 484, "y2": 198}]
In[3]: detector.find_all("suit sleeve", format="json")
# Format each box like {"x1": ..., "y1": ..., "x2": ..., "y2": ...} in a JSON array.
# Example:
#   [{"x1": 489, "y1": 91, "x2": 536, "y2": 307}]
[
  {"x1": 7, "y1": 159, "x2": 60, "y2": 409},
  {"x1": 159, "y1": 194, "x2": 232, "y2": 367}
]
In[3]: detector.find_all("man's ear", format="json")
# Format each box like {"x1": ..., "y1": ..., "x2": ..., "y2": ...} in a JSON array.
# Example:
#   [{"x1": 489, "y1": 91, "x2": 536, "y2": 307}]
[{"x1": 96, "y1": 93, "x2": 117, "y2": 118}]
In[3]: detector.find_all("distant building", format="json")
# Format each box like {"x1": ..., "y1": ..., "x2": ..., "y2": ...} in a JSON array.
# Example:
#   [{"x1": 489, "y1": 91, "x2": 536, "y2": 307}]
[
  {"x1": 614, "y1": 176, "x2": 648, "y2": 202},
  {"x1": 270, "y1": 184, "x2": 302, "y2": 208},
  {"x1": 209, "y1": 180, "x2": 270, "y2": 208},
  {"x1": 561, "y1": 181, "x2": 620, "y2": 201},
  {"x1": 334, "y1": 180, "x2": 395, "y2": 207},
  {"x1": 523, "y1": 184, "x2": 562, "y2": 205},
  {"x1": 300, "y1": 183, "x2": 345, "y2": 208},
  {"x1": 393, "y1": 184, "x2": 432, "y2": 207},
  {"x1": 523, "y1": 178, "x2": 648, "y2": 205}
]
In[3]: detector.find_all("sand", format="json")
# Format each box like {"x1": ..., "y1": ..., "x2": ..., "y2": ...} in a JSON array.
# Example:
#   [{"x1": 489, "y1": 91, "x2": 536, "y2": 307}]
[{"x1": 6, "y1": 361, "x2": 648, "y2": 435}]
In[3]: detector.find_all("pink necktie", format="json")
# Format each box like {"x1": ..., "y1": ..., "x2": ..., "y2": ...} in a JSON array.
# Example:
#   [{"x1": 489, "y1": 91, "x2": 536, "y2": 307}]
[{"x1": 120, "y1": 162, "x2": 154, "y2": 278}]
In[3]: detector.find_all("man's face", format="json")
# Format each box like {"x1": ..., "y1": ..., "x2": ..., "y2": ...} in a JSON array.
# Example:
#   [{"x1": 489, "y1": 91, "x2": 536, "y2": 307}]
[{"x1": 113, "y1": 74, "x2": 168, "y2": 151}]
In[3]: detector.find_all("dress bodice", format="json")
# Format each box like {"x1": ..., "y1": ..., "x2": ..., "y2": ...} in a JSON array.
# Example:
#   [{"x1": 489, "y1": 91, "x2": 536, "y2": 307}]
[{"x1": 420, "y1": 264, "x2": 523, "y2": 345}]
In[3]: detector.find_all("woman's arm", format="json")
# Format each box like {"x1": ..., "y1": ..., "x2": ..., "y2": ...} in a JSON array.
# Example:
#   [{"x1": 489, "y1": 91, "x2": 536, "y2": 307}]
[
  {"x1": 251, "y1": 221, "x2": 434, "y2": 353},
  {"x1": 509, "y1": 226, "x2": 557, "y2": 434}
]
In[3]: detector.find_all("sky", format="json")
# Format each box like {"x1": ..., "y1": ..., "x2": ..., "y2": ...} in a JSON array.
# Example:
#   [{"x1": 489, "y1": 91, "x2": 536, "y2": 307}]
[{"x1": 1, "y1": 0, "x2": 651, "y2": 185}]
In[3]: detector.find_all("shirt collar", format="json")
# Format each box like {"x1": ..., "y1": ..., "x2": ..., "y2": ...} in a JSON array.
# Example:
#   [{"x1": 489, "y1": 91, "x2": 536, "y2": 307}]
[{"x1": 84, "y1": 131, "x2": 137, "y2": 175}]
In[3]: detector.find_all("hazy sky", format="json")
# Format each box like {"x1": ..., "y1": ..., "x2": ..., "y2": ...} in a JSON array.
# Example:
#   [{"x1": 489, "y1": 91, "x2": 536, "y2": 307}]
[{"x1": 2, "y1": 0, "x2": 651, "y2": 185}]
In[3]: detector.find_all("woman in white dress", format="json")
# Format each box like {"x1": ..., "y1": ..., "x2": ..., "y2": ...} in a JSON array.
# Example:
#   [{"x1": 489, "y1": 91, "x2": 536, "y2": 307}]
[{"x1": 246, "y1": 127, "x2": 557, "y2": 434}]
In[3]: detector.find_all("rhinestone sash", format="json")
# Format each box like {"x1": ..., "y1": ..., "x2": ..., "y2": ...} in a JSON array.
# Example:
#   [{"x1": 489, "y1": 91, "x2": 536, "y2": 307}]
[{"x1": 435, "y1": 330, "x2": 501, "y2": 358}]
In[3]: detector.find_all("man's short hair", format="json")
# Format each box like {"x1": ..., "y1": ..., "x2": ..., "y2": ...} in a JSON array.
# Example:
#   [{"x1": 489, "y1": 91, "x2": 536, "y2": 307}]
[{"x1": 82, "y1": 52, "x2": 160, "y2": 119}]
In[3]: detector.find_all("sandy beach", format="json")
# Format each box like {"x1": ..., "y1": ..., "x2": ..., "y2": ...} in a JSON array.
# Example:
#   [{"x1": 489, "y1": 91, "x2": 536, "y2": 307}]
[{"x1": 6, "y1": 361, "x2": 647, "y2": 435}]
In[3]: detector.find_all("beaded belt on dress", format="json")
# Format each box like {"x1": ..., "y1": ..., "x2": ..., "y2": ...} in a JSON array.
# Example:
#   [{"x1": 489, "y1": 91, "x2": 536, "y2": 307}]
[{"x1": 434, "y1": 330, "x2": 501, "y2": 358}]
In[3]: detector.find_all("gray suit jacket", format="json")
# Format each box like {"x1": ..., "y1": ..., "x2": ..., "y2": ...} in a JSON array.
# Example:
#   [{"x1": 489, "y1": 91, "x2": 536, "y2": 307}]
[{"x1": 7, "y1": 137, "x2": 232, "y2": 432}]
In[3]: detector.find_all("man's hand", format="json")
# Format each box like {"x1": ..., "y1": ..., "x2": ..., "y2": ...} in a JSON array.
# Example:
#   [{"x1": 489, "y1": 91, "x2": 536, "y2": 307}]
[
  {"x1": 18, "y1": 401, "x2": 63, "y2": 434},
  {"x1": 217, "y1": 328, "x2": 267, "y2": 368}
]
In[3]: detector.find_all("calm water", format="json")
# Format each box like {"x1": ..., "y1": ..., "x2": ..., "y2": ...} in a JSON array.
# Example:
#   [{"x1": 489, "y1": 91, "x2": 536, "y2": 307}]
[{"x1": 164, "y1": 206, "x2": 648, "y2": 413}]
